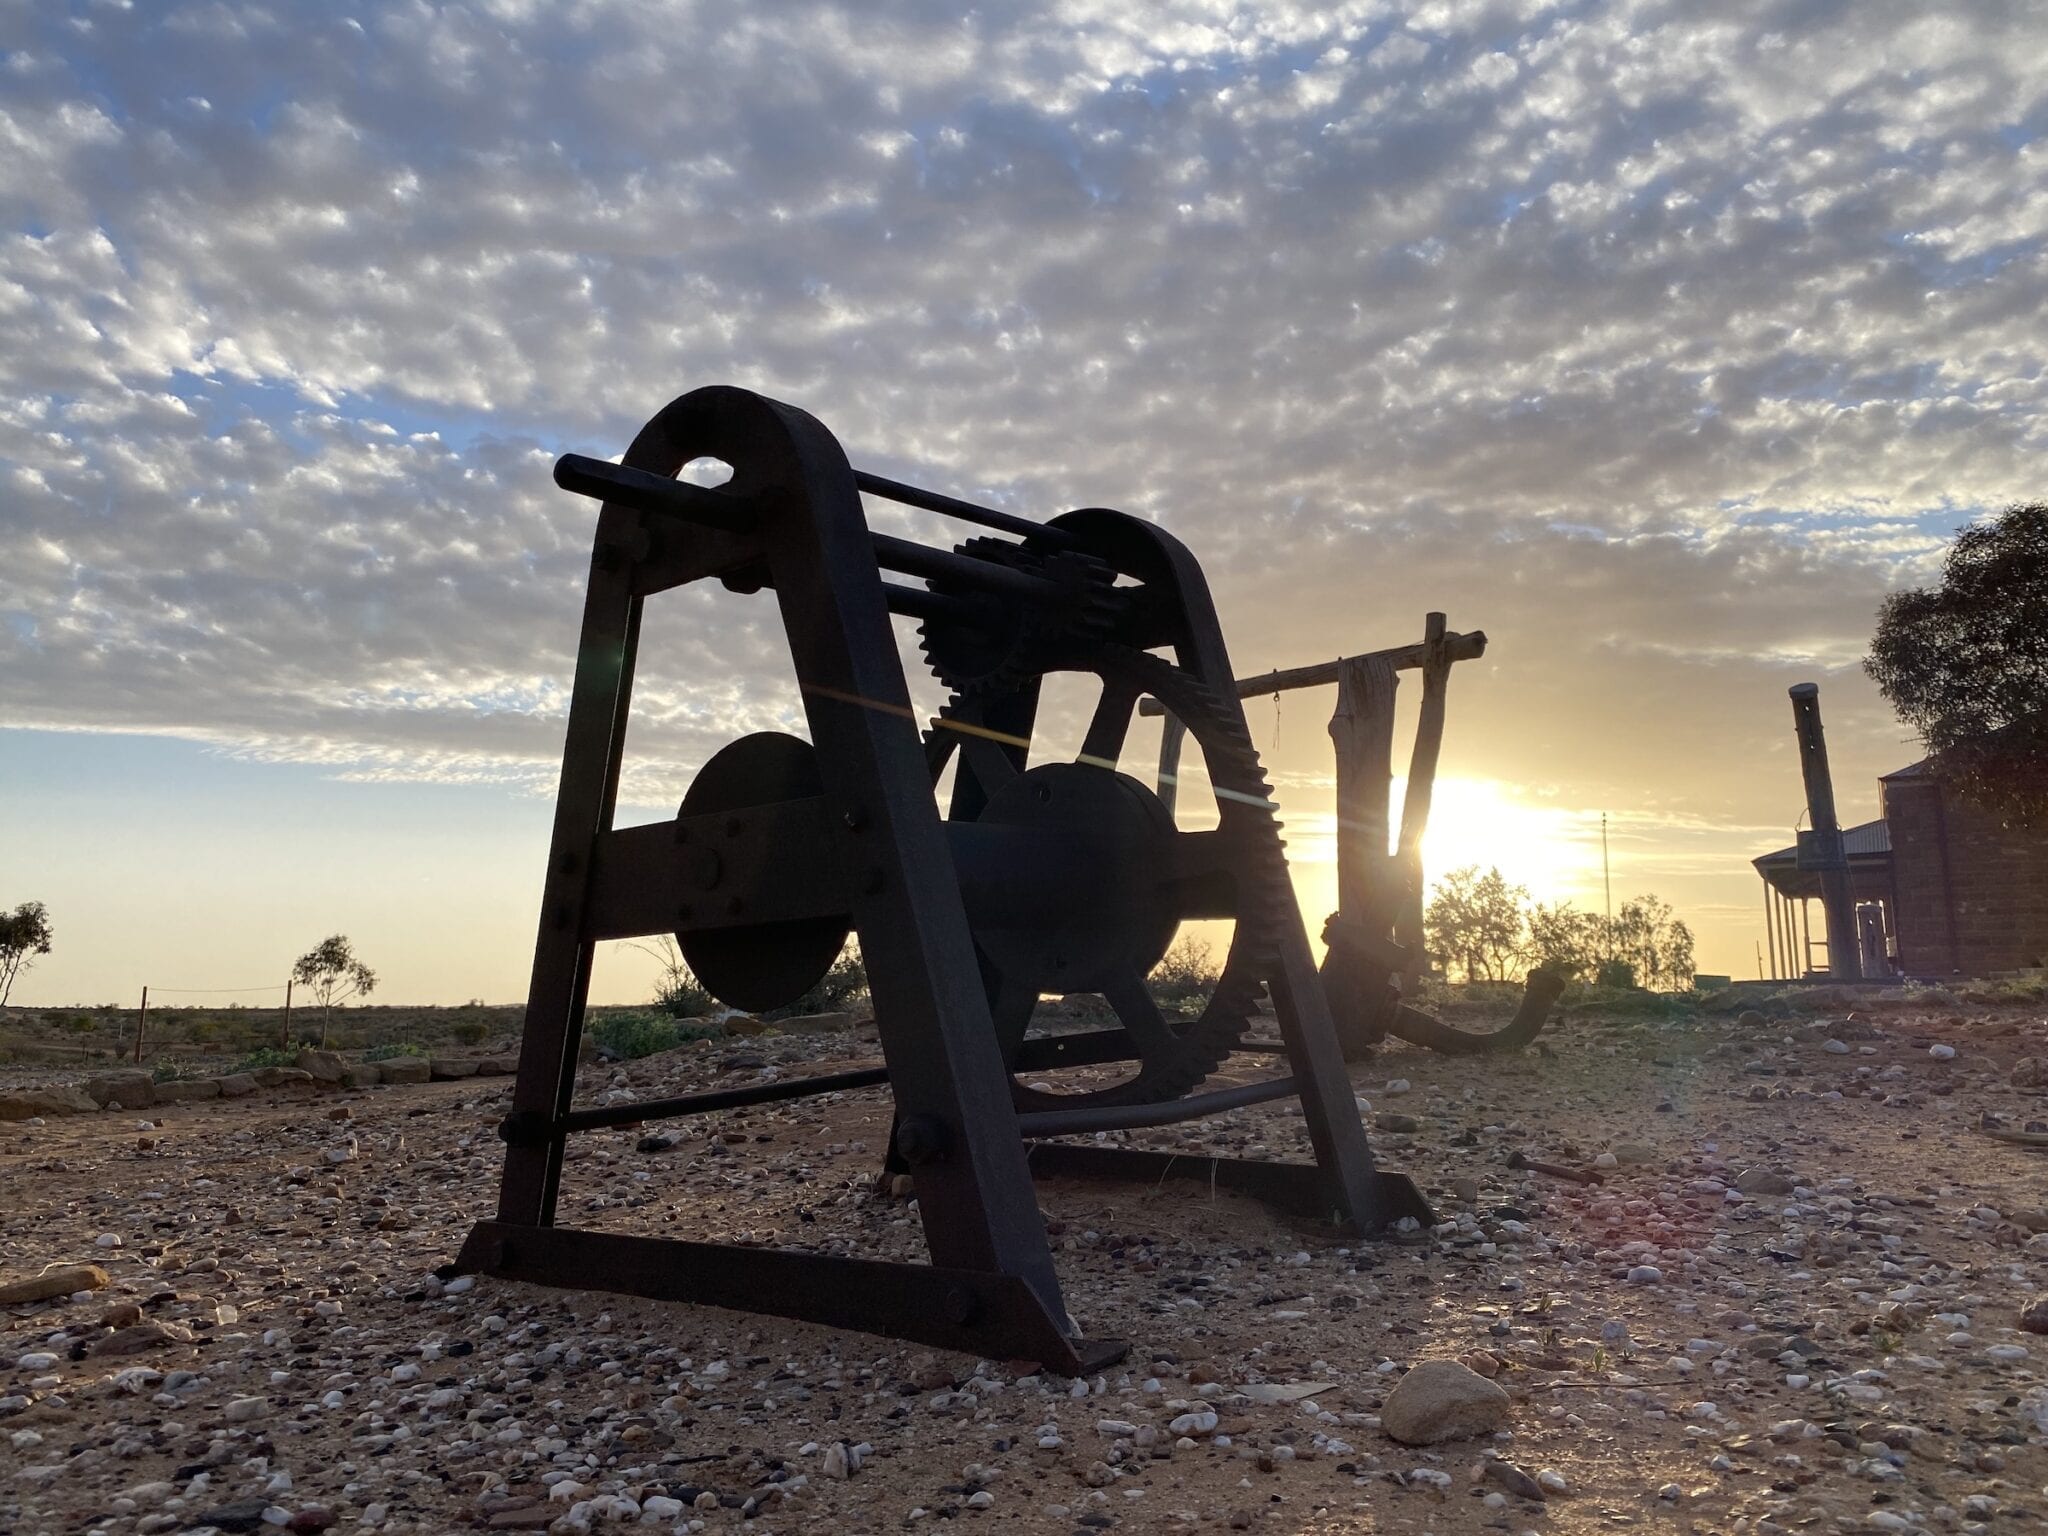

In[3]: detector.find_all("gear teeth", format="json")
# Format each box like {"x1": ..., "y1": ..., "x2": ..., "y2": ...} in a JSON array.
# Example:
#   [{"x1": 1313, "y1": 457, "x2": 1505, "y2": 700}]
[{"x1": 918, "y1": 538, "x2": 1121, "y2": 699}]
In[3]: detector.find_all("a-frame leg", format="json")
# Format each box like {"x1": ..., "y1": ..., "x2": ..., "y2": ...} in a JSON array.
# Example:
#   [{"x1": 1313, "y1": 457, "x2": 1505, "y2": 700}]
[{"x1": 495, "y1": 535, "x2": 642, "y2": 1229}]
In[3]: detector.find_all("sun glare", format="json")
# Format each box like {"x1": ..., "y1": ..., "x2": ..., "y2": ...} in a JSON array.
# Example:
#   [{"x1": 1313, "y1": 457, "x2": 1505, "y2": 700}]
[{"x1": 1276, "y1": 776, "x2": 1604, "y2": 943}]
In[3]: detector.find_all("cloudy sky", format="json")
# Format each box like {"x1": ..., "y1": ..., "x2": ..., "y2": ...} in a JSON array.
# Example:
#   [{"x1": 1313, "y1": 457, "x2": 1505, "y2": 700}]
[{"x1": 3, "y1": 0, "x2": 2044, "y2": 1008}]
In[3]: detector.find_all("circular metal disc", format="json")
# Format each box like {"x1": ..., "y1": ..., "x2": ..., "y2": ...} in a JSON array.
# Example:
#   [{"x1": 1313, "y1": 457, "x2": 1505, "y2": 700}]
[
  {"x1": 972, "y1": 761, "x2": 1179, "y2": 994},
  {"x1": 675, "y1": 732, "x2": 851, "y2": 1014}
]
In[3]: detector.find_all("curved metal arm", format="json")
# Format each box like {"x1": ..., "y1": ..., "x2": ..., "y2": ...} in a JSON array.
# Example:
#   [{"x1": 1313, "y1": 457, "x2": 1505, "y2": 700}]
[{"x1": 1379, "y1": 966, "x2": 1566, "y2": 1055}]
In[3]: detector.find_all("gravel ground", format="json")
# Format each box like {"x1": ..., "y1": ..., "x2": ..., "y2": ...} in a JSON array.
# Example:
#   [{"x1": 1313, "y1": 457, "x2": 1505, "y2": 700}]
[{"x1": 6, "y1": 993, "x2": 2048, "y2": 1535}]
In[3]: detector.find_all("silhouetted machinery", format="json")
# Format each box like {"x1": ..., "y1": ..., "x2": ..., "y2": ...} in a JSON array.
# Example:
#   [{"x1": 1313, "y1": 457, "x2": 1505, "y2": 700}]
[{"x1": 455, "y1": 385, "x2": 1547, "y2": 1370}]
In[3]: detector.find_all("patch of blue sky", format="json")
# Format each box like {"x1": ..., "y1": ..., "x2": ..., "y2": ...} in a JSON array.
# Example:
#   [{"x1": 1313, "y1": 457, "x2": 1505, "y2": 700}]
[
  {"x1": 0, "y1": 727, "x2": 546, "y2": 828},
  {"x1": 164, "y1": 370, "x2": 565, "y2": 458},
  {"x1": 337, "y1": 680, "x2": 565, "y2": 717},
  {"x1": 1883, "y1": 229, "x2": 2042, "y2": 291}
]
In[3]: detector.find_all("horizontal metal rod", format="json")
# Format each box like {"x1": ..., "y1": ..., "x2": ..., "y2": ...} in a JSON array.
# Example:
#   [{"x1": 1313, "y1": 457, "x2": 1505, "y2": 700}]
[
  {"x1": 554, "y1": 1043, "x2": 1296, "y2": 1140},
  {"x1": 880, "y1": 581, "x2": 995, "y2": 629},
  {"x1": 853, "y1": 468, "x2": 1078, "y2": 549},
  {"x1": 1011, "y1": 1028, "x2": 1286, "y2": 1074},
  {"x1": 1137, "y1": 630, "x2": 1488, "y2": 716},
  {"x1": 1015, "y1": 1074, "x2": 1301, "y2": 1138},
  {"x1": 557, "y1": 455, "x2": 1069, "y2": 608},
  {"x1": 557, "y1": 1065, "x2": 890, "y2": 1134},
  {"x1": 555, "y1": 454, "x2": 757, "y2": 534},
  {"x1": 869, "y1": 531, "x2": 1063, "y2": 603}
]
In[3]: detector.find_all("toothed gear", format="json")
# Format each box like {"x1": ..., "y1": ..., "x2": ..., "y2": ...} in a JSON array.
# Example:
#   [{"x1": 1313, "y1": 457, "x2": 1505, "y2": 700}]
[
  {"x1": 916, "y1": 538, "x2": 1121, "y2": 699},
  {"x1": 945, "y1": 641, "x2": 1297, "y2": 1110}
]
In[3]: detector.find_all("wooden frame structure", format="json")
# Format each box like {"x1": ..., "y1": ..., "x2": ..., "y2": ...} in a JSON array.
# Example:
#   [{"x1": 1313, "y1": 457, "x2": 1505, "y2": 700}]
[{"x1": 1144, "y1": 613, "x2": 1486, "y2": 980}]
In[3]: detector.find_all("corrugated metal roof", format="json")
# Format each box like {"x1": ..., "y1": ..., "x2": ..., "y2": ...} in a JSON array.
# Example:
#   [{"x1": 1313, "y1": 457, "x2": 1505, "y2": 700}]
[{"x1": 1752, "y1": 817, "x2": 1892, "y2": 870}]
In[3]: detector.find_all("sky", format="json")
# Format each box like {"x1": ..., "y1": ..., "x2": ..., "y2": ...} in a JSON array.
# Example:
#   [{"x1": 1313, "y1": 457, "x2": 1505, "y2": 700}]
[{"x1": 3, "y1": 0, "x2": 2045, "y2": 1009}]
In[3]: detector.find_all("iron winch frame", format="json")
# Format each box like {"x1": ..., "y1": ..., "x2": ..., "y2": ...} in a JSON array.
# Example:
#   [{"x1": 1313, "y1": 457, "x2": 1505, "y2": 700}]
[{"x1": 453, "y1": 384, "x2": 1435, "y2": 1372}]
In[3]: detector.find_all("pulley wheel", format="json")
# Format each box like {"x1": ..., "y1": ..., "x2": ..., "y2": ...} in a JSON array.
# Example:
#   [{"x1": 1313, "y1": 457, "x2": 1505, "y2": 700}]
[{"x1": 675, "y1": 732, "x2": 851, "y2": 1014}]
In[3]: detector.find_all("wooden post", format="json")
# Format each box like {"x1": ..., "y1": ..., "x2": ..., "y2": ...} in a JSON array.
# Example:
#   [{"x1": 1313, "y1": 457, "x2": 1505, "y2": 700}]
[
  {"x1": 132, "y1": 985, "x2": 148, "y2": 1064},
  {"x1": 281, "y1": 977, "x2": 294, "y2": 1050},
  {"x1": 1328, "y1": 652, "x2": 1399, "y2": 942},
  {"x1": 1155, "y1": 713, "x2": 1186, "y2": 820},
  {"x1": 1393, "y1": 613, "x2": 1451, "y2": 974}
]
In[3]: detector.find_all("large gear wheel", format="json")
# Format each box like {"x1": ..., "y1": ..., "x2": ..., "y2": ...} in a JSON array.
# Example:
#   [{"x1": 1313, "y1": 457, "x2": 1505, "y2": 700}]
[{"x1": 933, "y1": 642, "x2": 1297, "y2": 1110}]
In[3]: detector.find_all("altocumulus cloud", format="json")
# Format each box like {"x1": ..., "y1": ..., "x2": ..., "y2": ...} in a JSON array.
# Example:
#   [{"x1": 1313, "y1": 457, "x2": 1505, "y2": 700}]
[{"x1": 1, "y1": 0, "x2": 2044, "y2": 813}]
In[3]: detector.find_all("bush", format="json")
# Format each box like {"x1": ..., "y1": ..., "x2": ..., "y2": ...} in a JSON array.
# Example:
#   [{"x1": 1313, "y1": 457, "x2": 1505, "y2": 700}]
[
  {"x1": 150, "y1": 1060, "x2": 186, "y2": 1083},
  {"x1": 764, "y1": 947, "x2": 869, "y2": 1021},
  {"x1": 1150, "y1": 934, "x2": 1219, "y2": 1004},
  {"x1": 232, "y1": 1046, "x2": 298, "y2": 1072},
  {"x1": 1595, "y1": 959, "x2": 1637, "y2": 989},
  {"x1": 630, "y1": 936, "x2": 719, "y2": 1018},
  {"x1": 364, "y1": 1041, "x2": 425, "y2": 1062},
  {"x1": 449, "y1": 1020, "x2": 489, "y2": 1045},
  {"x1": 588, "y1": 1011, "x2": 722, "y2": 1060}
]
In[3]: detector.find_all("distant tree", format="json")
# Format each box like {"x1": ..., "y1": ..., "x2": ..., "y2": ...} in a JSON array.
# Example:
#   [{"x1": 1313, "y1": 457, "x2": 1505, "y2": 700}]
[
  {"x1": 0, "y1": 901, "x2": 53, "y2": 1006},
  {"x1": 1424, "y1": 866, "x2": 1530, "y2": 982},
  {"x1": 291, "y1": 934, "x2": 377, "y2": 1046},
  {"x1": 1602, "y1": 895, "x2": 1696, "y2": 992},
  {"x1": 1867, "y1": 502, "x2": 2048, "y2": 826},
  {"x1": 1429, "y1": 884, "x2": 1697, "y2": 992},
  {"x1": 1526, "y1": 901, "x2": 1600, "y2": 982}
]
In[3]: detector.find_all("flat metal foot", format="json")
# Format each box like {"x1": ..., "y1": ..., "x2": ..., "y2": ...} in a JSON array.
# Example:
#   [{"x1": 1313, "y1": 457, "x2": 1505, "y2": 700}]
[
  {"x1": 453, "y1": 1221, "x2": 1127, "y2": 1376},
  {"x1": 1020, "y1": 1143, "x2": 1437, "y2": 1230}
]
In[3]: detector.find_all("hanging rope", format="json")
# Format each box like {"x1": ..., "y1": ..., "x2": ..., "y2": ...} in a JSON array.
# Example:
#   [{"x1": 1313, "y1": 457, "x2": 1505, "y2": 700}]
[{"x1": 1268, "y1": 689, "x2": 1283, "y2": 756}]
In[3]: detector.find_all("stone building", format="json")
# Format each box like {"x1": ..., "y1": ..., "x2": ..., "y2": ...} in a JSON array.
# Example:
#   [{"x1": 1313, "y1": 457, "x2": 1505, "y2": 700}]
[{"x1": 1754, "y1": 761, "x2": 2048, "y2": 979}]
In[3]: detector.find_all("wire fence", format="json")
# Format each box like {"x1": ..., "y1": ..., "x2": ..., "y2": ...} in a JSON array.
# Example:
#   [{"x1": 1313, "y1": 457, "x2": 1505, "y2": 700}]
[{"x1": 130, "y1": 979, "x2": 296, "y2": 1063}]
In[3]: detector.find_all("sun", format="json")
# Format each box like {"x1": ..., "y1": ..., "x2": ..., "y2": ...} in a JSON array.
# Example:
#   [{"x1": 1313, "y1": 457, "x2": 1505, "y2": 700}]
[{"x1": 1274, "y1": 776, "x2": 1604, "y2": 947}]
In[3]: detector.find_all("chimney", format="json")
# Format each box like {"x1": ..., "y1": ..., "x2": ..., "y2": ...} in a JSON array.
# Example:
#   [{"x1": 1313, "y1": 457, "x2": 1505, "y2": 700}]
[{"x1": 1788, "y1": 683, "x2": 1862, "y2": 982}]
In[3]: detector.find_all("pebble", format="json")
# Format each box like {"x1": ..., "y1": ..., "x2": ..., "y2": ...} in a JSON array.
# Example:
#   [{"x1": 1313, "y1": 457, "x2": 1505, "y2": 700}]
[{"x1": 2, "y1": 983, "x2": 2044, "y2": 1535}]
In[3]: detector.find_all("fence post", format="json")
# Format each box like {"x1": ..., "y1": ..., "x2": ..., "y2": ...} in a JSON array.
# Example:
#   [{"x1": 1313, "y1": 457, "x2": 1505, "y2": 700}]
[
  {"x1": 133, "y1": 985, "x2": 148, "y2": 1065},
  {"x1": 281, "y1": 977, "x2": 294, "y2": 1049}
]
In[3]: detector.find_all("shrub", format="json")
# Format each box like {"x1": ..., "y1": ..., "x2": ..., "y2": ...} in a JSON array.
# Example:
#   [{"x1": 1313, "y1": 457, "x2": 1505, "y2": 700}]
[
  {"x1": 764, "y1": 947, "x2": 869, "y2": 1021},
  {"x1": 364, "y1": 1041, "x2": 425, "y2": 1062},
  {"x1": 150, "y1": 1060, "x2": 186, "y2": 1083},
  {"x1": 1150, "y1": 934, "x2": 1219, "y2": 1004},
  {"x1": 1595, "y1": 959, "x2": 1637, "y2": 989},
  {"x1": 232, "y1": 1046, "x2": 298, "y2": 1072},
  {"x1": 449, "y1": 1020, "x2": 489, "y2": 1045},
  {"x1": 588, "y1": 1011, "x2": 722, "y2": 1060}
]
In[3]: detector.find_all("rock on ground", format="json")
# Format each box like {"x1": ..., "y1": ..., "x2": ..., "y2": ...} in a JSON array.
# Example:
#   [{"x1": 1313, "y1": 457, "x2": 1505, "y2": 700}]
[{"x1": 1379, "y1": 1358, "x2": 1512, "y2": 1445}]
